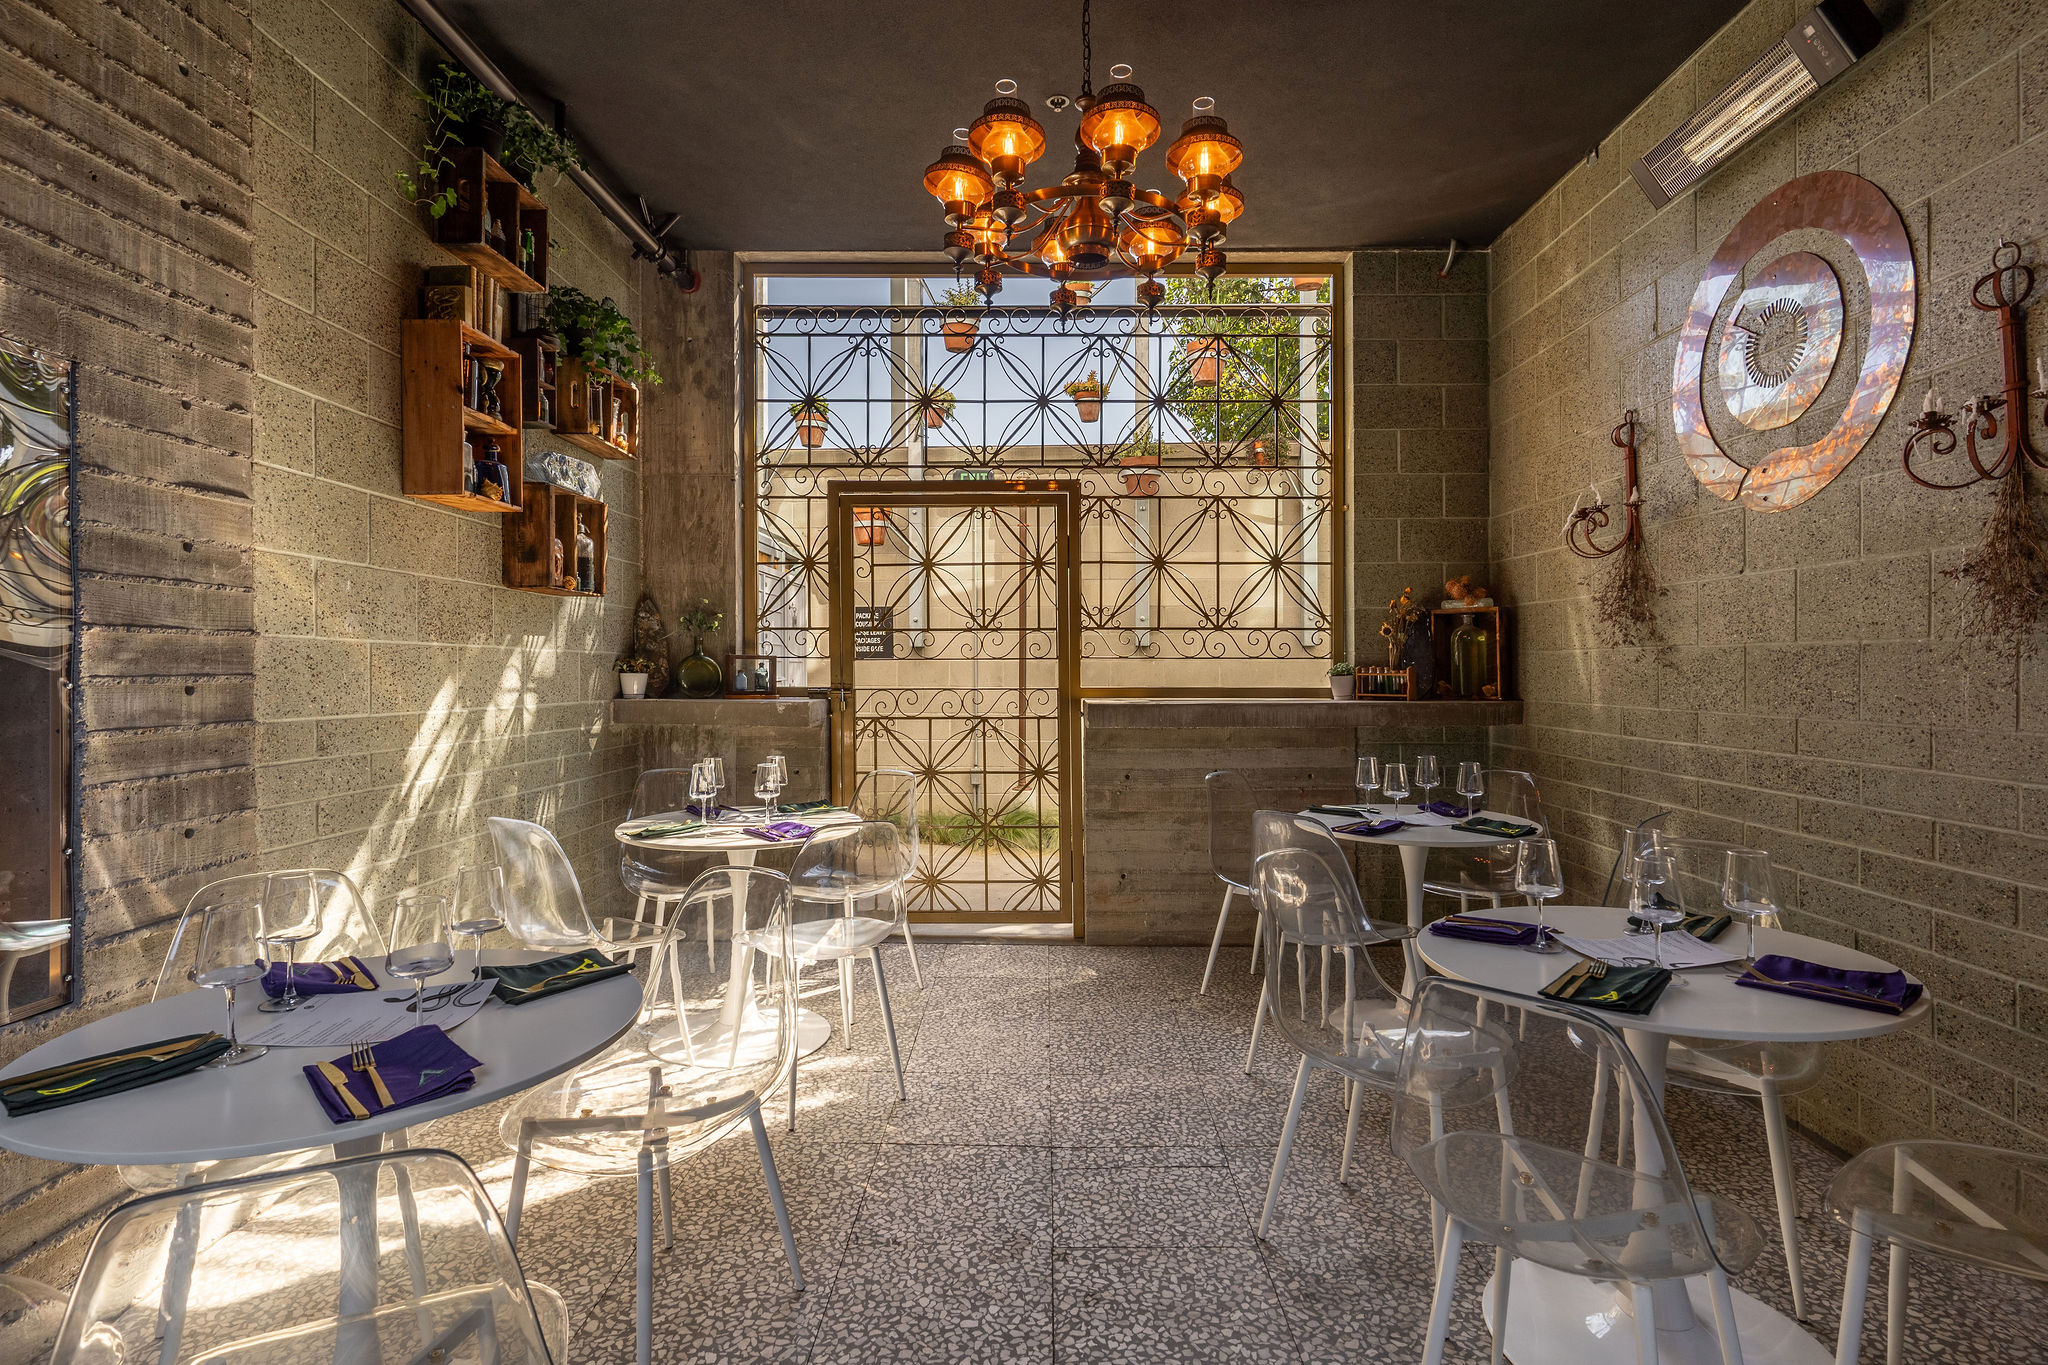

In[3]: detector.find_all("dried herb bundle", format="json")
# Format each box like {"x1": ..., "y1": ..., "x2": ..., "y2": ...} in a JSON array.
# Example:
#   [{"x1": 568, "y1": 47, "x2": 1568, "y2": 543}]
[
  {"x1": 1592, "y1": 537, "x2": 1664, "y2": 648},
  {"x1": 1943, "y1": 468, "x2": 2048, "y2": 661}
]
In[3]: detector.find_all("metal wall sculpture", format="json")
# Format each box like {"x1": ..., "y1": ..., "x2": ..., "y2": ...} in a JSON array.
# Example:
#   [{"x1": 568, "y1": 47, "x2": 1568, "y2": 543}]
[{"x1": 1672, "y1": 170, "x2": 1915, "y2": 511}]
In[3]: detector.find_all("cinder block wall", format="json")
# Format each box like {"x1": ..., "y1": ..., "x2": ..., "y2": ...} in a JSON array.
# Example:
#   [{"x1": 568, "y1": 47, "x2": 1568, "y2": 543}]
[{"x1": 1487, "y1": 0, "x2": 2048, "y2": 1156}]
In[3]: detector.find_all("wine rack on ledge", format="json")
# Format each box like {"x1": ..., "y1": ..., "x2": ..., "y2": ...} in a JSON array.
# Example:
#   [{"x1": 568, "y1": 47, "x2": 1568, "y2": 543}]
[
  {"x1": 435, "y1": 148, "x2": 548, "y2": 292},
  {"x1": 400, "y1": 320, "x2": 523, "y2": 514},
  {"x1": 554, "y1": 357, "x2": 638, "y2": 459},
  {"x1": 503, "y1": 481, "x2": 607, "y2": 597}
]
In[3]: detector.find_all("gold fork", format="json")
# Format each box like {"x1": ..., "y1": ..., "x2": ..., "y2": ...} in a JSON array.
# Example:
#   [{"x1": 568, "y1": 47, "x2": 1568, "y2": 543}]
[{"x1": 351, "y1": 1041, "x2": 396, "y2": 1108}]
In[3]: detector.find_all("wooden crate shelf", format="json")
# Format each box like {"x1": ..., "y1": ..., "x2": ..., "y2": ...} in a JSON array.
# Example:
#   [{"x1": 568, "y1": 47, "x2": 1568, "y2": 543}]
[
  {"x1": 503, "y1": 480, "x2": 607, "y2": 596},
  {"x1": 555, "y1": 357, "x2": 639, "y2": 460},
  {"x1": 435, "y1": 147, "x2": 548, "y2": 292},
  {"x1": 402, "y1": 320, "x2": 523, "y2": 514},
  {"x1": 511, "y1": 335, "x2": 559, "y2": 430}
]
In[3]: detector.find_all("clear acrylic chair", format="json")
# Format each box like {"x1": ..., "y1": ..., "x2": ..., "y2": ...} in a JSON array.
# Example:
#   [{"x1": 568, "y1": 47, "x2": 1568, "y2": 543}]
[
  {"x1": 0, "y1": 919, "x2": 70, "y2": 1020},
  {"x1": 1250, "y1": 845, "x2": 1448, "y2": 1237},
  {"x1": 1199, "y1": 769, "x2": 1258, "y2": 994},
  {"x1": 781, "y1": 820, "x2": 914, "y2": 1125},
  {"x1": 490, "y1": 815, "x2": 669, "y2": 961},
  {"x1": 851, "y1": 766, "x2": 925, "y2": 987},
  {"x1": 50, "y1": 1147, "x2": 567, "y2": 1365},
  {"x1": 504, "y1": 867, "x2": 802, "y2": 1365},
  {"x1": 622, "y1": 766, "x2": 718, "y2": 965},
  {"x1": 1634, "y1": 831, "x2": 1824, "y2": 1320},
  {"x1": 1828, "y1": 1140, "x2": 2048, "y2": 1365},
  {"x1": 1394, "y1": 978, "x2": 1761, "y2": 1365},
  {"x1": 0, "y1": 1273, "x2": 63, "y2": 1365},
  {"x1": 1419, "y1": 768, "x2": 1548, "y2": 912}
]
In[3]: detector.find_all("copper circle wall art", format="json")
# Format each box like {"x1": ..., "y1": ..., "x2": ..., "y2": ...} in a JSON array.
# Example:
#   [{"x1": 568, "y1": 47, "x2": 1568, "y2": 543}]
[{"x1": 1671, "y1": 170, "x2": 1916, "y2": 511}]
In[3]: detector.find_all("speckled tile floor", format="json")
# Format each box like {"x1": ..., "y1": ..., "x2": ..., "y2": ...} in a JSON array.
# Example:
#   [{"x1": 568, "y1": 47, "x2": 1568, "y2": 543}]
[{"x1": 402, "y1": 943, "x2": 2042, "y2": 1364}]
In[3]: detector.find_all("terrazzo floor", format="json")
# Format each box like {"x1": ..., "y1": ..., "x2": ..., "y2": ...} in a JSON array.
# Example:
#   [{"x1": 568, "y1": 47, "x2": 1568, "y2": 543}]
[{"x1": 403, "y1": 942, "x2": 2041, "y2": 1364}]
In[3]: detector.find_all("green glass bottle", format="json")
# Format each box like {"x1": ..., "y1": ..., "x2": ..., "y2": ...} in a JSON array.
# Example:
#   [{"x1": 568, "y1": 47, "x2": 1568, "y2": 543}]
[
  {"x1": 1450, "y1": 613, "x2": 1493, "y2": 699},
  {"x1": 677, "y1": 636, "x2": 723, "y2": 698}
]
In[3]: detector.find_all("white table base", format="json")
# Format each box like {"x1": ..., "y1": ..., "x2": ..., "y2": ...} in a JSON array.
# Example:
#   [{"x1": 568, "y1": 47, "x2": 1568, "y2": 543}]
[{"x1": 1481, "y1": 1261, "x2": 1829, "y2": 1365}]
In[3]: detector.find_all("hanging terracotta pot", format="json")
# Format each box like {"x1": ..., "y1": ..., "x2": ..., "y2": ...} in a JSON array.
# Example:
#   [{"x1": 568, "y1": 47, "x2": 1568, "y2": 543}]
[
  {"x1": 853, "y1": 508, "x2": 889, "y2": 546},
  {"x1": 794, "y1": 408, "x2": 827, "y2": 448},
  {"x1": 1119, "y1": 452, "x2": 1160, "y2": 497},
  {"x1": 1291, "y1": 275, "x2": 1327, "y2": 293},
  {"x1": 1071, "y1": 391, "x2": 1103, "y2": 422},
  {"x1": 1185, "y1": 336, "x2": 1223, "y2": 385},
  {"x1": 1250, "y1": 437, "x2": 1274, "y2": 467},
  {"x1": 925, "y1": 407, "x2": 947, "y2": 429},
  {"x1": 943, "y1": 320, "x2": 978, "y2": 352}
]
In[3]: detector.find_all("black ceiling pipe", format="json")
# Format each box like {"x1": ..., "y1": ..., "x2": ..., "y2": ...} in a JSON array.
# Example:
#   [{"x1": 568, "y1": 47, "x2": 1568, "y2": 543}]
[{"x1": 398, "y1": 0, "x2": 697, "y2": 289}]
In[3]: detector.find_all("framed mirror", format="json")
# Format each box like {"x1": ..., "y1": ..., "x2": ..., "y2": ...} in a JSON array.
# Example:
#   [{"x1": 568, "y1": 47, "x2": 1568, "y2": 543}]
[{"x1": 0, "y1": 335, "x2": 78, "y2": 1025}]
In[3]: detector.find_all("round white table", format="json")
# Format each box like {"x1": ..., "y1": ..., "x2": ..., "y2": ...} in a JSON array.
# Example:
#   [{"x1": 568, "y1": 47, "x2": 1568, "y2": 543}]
[{"x1": 1417, "y1": 904, "x2": 1930, "y2": 1365}]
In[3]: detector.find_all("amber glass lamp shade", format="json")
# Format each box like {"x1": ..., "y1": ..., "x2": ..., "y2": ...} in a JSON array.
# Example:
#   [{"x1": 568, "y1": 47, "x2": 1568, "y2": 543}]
[
  {"x1": 1166, "y1": 114, "x2": 1244, "y2": 197},
  {"x1": 924, "y1": 145, "x2": 995, "y2": 225},
  {"x1": 1077, "y1": 82, "x2": 1162, "y2": 174},
  {"x1": 968, "y1": 96, "x2": 1047, "y2": 186},
  {"x1": 965, "y1": 212, "x2": 1008, "y2": 259},
  {"x1": 1119, "y1": 215, "x2": 1186, "y2": 273}
]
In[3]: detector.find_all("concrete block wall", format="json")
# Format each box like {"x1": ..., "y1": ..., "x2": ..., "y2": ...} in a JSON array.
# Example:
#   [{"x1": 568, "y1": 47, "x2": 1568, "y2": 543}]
[{"x1": 1486, "y1": 0, "x2": 2048, "y2": 1156}]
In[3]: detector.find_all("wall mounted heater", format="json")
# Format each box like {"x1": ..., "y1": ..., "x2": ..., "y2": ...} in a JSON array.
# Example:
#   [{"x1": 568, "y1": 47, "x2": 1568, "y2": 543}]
[{"x1": 1631, "y1": 0, "x2": 1880, "y2": 209}]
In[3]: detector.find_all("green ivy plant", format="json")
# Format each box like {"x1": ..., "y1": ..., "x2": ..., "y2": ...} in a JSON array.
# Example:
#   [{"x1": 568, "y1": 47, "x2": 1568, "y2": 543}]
[
  {"x1": 789, "y1": 399, "x2": 830, "y2": 419},
  {"x1": 939, "y1": 284, "x2": 982, "y2": 308},
  {"x1": 545, "y1": 285, "x2": 661, "y2": 385},
  {"x1": 395, "y1": 65, "x2": 585, "y2": 217},
  {"x1": 926, "y1": 387, "x2": 957, "y2": 418}
]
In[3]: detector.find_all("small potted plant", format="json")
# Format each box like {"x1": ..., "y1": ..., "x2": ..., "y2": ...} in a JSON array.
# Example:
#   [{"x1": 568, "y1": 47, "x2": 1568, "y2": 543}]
[
  {"x1": 1120, "y1": 424, "x2": 1163, "y2": 496},
  {"x1": 940, "y1": 284, "x2": 981, "y2": 352},
  {"x1": 925, "y1": 387, "x2": 956, "y2": 429},
  {"x1": 790, "y1": 399, "x2": 829, "y2": 448},
  {"x1": 1183, "y1": 334, "x2": 1225, "y2": 385},
  {"x1": 1249, "y1": 437, "x2": 1274, "y2": 467},
  {"x1": 544, "y1": 285, "x2": 661, "y2": 385},
  {"x1": 1065, "y1": 371, "x2": 1105, "y2": 422},
  {"x1": 1328, "y1": 662, "x2": 1355, "y2": 700},
  {"x1": 853, "y1": 507, "x2": 890, "y2": 546},
  {"x1": 615, "y1": 654, "x2": 657, "y2": 699}
]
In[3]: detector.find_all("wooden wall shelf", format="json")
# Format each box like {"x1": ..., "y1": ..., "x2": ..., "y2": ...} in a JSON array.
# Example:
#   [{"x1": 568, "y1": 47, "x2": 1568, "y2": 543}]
[
  {"x1": 1429, "y1": 605, "x2": 1508, "y2": 702},
  {"x1": 503, "y1": 480, "x2": 607, "y2": 596},
  {"x1": 402, "y1": 320, "x2": 523, "y2": 514},
  {"x1": 435, "y1": 147, "x2": 548, "y2": 292},
  {"x1": 555, "y1": 358, "x2": 638, "y2": 459},
  {"x1": 511, "y1": 335, "x2": 559, "y2": 430}
]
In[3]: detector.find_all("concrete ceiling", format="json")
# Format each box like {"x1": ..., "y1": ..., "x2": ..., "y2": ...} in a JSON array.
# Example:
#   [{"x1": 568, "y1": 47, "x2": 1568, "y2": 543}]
[{"x1": 441, "y1": 0, "x2": 1748, "y2": 253}]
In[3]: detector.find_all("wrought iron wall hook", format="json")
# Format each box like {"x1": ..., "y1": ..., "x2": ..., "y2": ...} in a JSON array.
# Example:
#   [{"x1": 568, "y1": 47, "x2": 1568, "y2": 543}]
[
  {"x1": 1564, "y1": 410, "x2": 1645, "y2": 559},
  {"x1": 1903, "y1": 239, "x2": 2048, "y2": 489}
]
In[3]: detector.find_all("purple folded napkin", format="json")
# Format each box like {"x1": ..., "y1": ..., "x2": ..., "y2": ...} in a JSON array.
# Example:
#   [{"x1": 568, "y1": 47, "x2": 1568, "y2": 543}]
[
  {"x1": 743, "y1": 821, "x2": 815, "y2": 842},
  {"x1": 1734, "y1": 954, "x2": 1923, "y2": 1015},
  {"x1": 261, "y1": 955, "x2": 376, "y2": 998},
  {"x1": 685, "y1": 801, "x2": 728, "y2": 820},
  {"x1": 1427, "y1": 914, "x2": 1541, "y2": 946},
  {"x1": 304, "y1": 1025, "x2": 480, "y2": 1124},
  {"x1": 1417, "y1": 801, "x2": 1471, "y2": 818},
  {"x1": 1333, "y1": 818, "x2": 1406, "y2": 836}
]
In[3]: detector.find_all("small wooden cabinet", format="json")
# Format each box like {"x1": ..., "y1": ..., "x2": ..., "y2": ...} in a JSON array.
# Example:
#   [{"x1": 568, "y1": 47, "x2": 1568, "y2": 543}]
[
  {"x1": 435, "y1": 147, "x2": 548, "y2": 292},
  {"x1": 1429, "y1": 605, "x2": 1507, "y2": 701},
  {"x1": 502, "y1": 480, "x2": 607, "y2": 596},
  {"x1": 554, "y1": 358, "x2": 638, "y2": 459},
  {"x1": 401, "y1": 320, "x2": 523, "y2": 514},
  {"x1": 510, "y1": 335, "x2": 560, "y2": 430}
]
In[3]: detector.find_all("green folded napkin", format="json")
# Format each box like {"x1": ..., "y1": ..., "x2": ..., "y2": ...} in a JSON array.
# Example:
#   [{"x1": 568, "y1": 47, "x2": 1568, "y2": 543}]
[
  {"x1": 779, "y1": 800, "x2": 838, "y2": 816},
  {"x1": 1452, "y1": 817, "x2": 1539, "y2": 838},
  {"x1": 1, "y1": 1032, "x2": 230, "y2": 1116},
  {"x1": 479, "y1": 950, "x2": 634, "y2": 1005},
  {"x1": 1539, "y1": 960, "x2": 1672, "y2": 1015},
  {"x1": 1627, "y1": 910, "x2": 1730, "y2": 941},
  {"x1": 625, "y1": 820, "x2": 709, "y2": 839}
]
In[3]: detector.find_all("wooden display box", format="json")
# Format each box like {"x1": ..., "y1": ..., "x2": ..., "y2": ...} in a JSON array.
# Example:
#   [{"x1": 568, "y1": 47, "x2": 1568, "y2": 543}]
[
  {"x1": 555, "y1": 358, "x2": 638, "y2": 460},
  {"x1": 401, "y1": 320, "x2": 523, "y2": 514},
  {"x1": 1429, "y1": 605, "x2": 1508, "y2": 701},
  {"x1": 435, "y1": 147, "x2": 548, "y2": 292},
  {"x1": 511, "y1": 335, "x2": 560, "y2": 430},
  {"x1": 502, "y1": 480, "x2": 607, "y2": 596}
]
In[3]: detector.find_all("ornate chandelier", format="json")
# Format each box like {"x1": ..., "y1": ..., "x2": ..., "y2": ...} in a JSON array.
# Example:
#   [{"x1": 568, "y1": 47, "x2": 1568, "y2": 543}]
[{"x1": 920, "y1": 0, "x2": 1246, "y2": 312}]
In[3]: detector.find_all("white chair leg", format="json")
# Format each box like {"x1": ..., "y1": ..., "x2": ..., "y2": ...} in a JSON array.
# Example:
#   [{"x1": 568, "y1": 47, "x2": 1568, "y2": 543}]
[
  {"x1": 839, "y1": 895, "x2": 858, "y2": 1038},
  {"x1": 1631, "y1": 1282, "x2": 1658, "y2": 1365},
  {"x1": 1420, "y1": 1217, "x2": 1464, "y2": 1365},
  {"x1": 653, "y1": 1140, "x2": 675, "y2": 1250},
  {"x1": 898, "y1": 895, "x2": 925, "y2": 988},
  {"x1": 786, "y1": 1015, "x2": 801, "y2": 1132},
  {"x1": 1244, "y1": 978, "x2": 1270, "y2": 1074},
  {"x1": 869, "y1": 947, "x2": 907, "y2": 1100},
  {"x1": 1885, "y1": 1243, "x2": 1908, "y2": 1365},
  {"x1": 1258, "y1": 1056, "x2": 1313, "y2": 1239},
  {"x1": 1490, "y1": 1246, "x2": 1512, "y2": 1365},
  {"x1": 1615, "y1": 1064, "x2": 1633, "y2": 1156},
  {"x1": 1338, "y1": 1079, "x2": 1363, "y2": 1183},
  {"x1": 1707, "y1": 1264, "x2": 1745, "y2": 1365},
  {"x1": 634, "y1": 1147, "x2": 654, "y2": 1365},
  {"x1": 1836, "y1": 1211, "x2": 1876, "y2": 1365},
  {"x1": 1249, "y1": 908, "x2": 1263, "y2": 973},
  {"x1": 1200, "y1": 884, "x2": 1235, "y2": 995},
  {"x1": 749, "y1": 1107, "x2": 805, "y2": 1290},
  {"x1": 506, "y1": 1119, "x2": 535, "y2": 1245},
  {"x1": 1758, "y1": 1077, "x2": 1806, "y2": 1318}
]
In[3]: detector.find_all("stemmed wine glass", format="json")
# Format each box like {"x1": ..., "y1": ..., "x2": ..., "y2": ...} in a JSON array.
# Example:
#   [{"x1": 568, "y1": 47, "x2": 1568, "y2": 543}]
[
  {"x1": 690, "y1": 761, "x2": 717, "y2": 819},
  {"x1": 1382, "y1": 763, "x2": 1410, "y2": 816},
  {"x1": 767, "y1": 753, "x2": 789, "y2": 801},
  {"x1": 1515, "y1": 837, "x2": 1564, "y2": 954},
  {"x1": 1720, "y1": 849, "x2": 1779, "y2": 977},
  {"x1": 1415, "y1": 755, "x2": 1441, "y2": 810},
  {"x1": 701, "y1": 756, "x2": 727, "y2": 816},
  {"x1": 1455, "y1": 761, "x2": 1485, "y2": 817},
  {"x1": 450, "y1": 865, "x2": 506, "y2": 982},
  {"x1": 1628, "y1": 844, "x2": 1681, "y2": 970},
  {"x1": 755, "y1": 761, "x2": 784, "y2": 821},
  {"x1": 386, "y1": 892, "x2": 454, "y2": 1013},
  {"x1": 189, "y1": 898, "x2": 268, "y2": 1066},
  {"x1": 257, "y1": 871, "x2": 320, "y2": 1014},
  {"x1": 1354, "y1": 757, "x2": 1381, "y2": 811}
]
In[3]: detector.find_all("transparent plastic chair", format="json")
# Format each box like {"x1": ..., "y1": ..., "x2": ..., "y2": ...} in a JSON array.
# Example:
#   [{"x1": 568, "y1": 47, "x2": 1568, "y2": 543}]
[
  {"x1": 50, "y1": 1148, "x2": 566, "y2": 1365},
  {"x1": 622, "y1": 766, "x2": 712, "y2": 960},
  {"x1": 0, "y1": 1273, "x2": 62, "y2": 1365},
  {"x1": 504, "y1": 868, "x2": 803, "y2": 1365},
  {"x1": 1198, "y1": 769, "x2": 1258, "y2": 995},
  {"x1": 1828, "y1": 1140, "x2": 2048, "y2": 1365},
  {"x1": 851, "y1": 766, "x2": 924, "y2": 987},
  {"x1": 1419, "y1": 768, "x2": 1548, "y2": 912},
  {"x1": 1393, "y1": 978, "x2": 1761, "y2": 1365},
  {"x1": 489, "y1": 815, "x2": 668, "y2": 960}
]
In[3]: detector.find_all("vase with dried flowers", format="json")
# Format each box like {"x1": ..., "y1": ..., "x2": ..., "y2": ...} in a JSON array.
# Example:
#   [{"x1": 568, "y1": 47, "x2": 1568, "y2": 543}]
[{"x1": 1378, "y1": 588, "x2": 1426, "y2": 669}]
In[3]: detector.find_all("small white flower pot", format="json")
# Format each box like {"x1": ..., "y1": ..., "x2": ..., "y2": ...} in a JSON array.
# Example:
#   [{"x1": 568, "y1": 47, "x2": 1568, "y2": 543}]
[
  {"x1": 619, "y1": 672, "x2": 649, "y2": 699},
  {"x1": 1329, "y1": 675, "x2": 1355, "y2": 700}
]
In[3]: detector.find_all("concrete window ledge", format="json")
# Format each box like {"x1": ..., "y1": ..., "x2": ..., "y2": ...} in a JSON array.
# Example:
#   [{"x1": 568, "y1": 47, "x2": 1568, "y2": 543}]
[
  {"x1": 1081, "y1": 697, "x2": 1523, "y2": 729},
  {"x1": 610, "y1": 696, "x2": 828, "y2": 727}
]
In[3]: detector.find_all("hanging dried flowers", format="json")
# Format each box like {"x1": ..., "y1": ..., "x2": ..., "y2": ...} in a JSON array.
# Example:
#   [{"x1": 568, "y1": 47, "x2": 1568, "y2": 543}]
[
  {"x1": 1942, "y1": 468, "x2": 2048, "y2": 661},
  {"x1": 1591, "y1": 538, "x2": 1665, "y2": 648}
]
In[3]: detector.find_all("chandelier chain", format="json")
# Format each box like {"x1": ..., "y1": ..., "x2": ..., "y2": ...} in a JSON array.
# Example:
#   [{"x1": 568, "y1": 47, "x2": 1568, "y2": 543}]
[{"x1": 1080, "y1": 0, "x2": 1092, "y2": 98}]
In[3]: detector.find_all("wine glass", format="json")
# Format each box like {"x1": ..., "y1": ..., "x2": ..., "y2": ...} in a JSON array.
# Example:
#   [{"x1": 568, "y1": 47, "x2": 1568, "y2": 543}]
[
  {"x1": 689, "y1": 761, "x2": 717, "y2": 819},
  {"x1": 1382, "y1": 762, "x2": 1410, "y2": 816},
  {"x1": 1354, "y1": 757, "x2": 1381, "y2": 811},
  {"x1": 1721, "y1": 849, "x2": 1779, "y2": 977},
  {"x1": 256, "y1": 871, "x2": 320, "y2": 1014},
  {"x1": 188, "y1": 898, "x2": 268, "y2": 1066},
  {"x1": 1515, "y1": 837, "x2": 1564, "y2": 954},
  {"x1": 386, "y1": 892, "x2": 454, "y2": 1013},
  {"x1": 702, "y1": 756, "x2": 727, "y2": 815},
  {"x1": 1628, "y1": 845, "x2": 1681, "y2": 970},
  {"x1": 450, "y1": 865, "x2": 505, "y2": 982},
  {"x1": 1455, "y1": 761, "x2": 1485, "y2": 816},
  {"x1": 767, "y1": 753, "x2": 789, "y2": 799},
  {"x1": 1415, "y1": 755, "x2": 1442, "y2": 810},
  {"x1": 755, "y1": 761, "x2": 783, "y2": 821}
]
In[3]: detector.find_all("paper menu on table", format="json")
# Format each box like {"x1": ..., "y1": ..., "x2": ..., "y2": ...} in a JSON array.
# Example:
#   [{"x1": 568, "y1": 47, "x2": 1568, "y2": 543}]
[
  {"x1": 1550, "y1": 929, "x2": 1739, "y2": 969},
  {"x1": 242, "y1": 981, "x2": 492, "y2": 1046}
]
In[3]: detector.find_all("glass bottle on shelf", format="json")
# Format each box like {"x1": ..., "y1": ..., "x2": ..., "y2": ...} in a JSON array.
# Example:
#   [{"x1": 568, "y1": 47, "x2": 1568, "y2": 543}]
[
  {"x1": 477, "y1": 438, "x2": 510, "y2": 503},
  {"x1": 520, "y1": 227, "x2": 536, "y2": 271},
  {"x1": 1450, "y1": 613, "x2": 1493, "y2": 699},
  {"x1": 462, "y1": 438, "x2": 479, "y2": 496},
  {"x1": 575, "y1": 516, "x2": 596, "y2": 593}
]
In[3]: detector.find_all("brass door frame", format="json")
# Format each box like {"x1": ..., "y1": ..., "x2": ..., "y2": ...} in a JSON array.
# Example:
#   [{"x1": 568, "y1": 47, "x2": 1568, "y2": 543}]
[{"x1": 827, "y1": 480, "x2": 1085, "y2": 937}]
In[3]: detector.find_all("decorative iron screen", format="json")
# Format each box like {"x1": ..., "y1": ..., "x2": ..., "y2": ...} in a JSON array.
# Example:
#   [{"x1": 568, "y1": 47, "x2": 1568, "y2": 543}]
[{"x1": 749, "y1": 275, "x2": 1337, "y2": 691}]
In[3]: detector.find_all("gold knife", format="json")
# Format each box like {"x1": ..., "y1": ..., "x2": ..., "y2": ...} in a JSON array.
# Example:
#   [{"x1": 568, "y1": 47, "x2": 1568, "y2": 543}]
[
  {"x1": 2, "y1": 1034, "x2": 221, "y2": 1091},
  {"x1": 315, "y1": 1060, "x2": 371, "y2": 1119}
]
